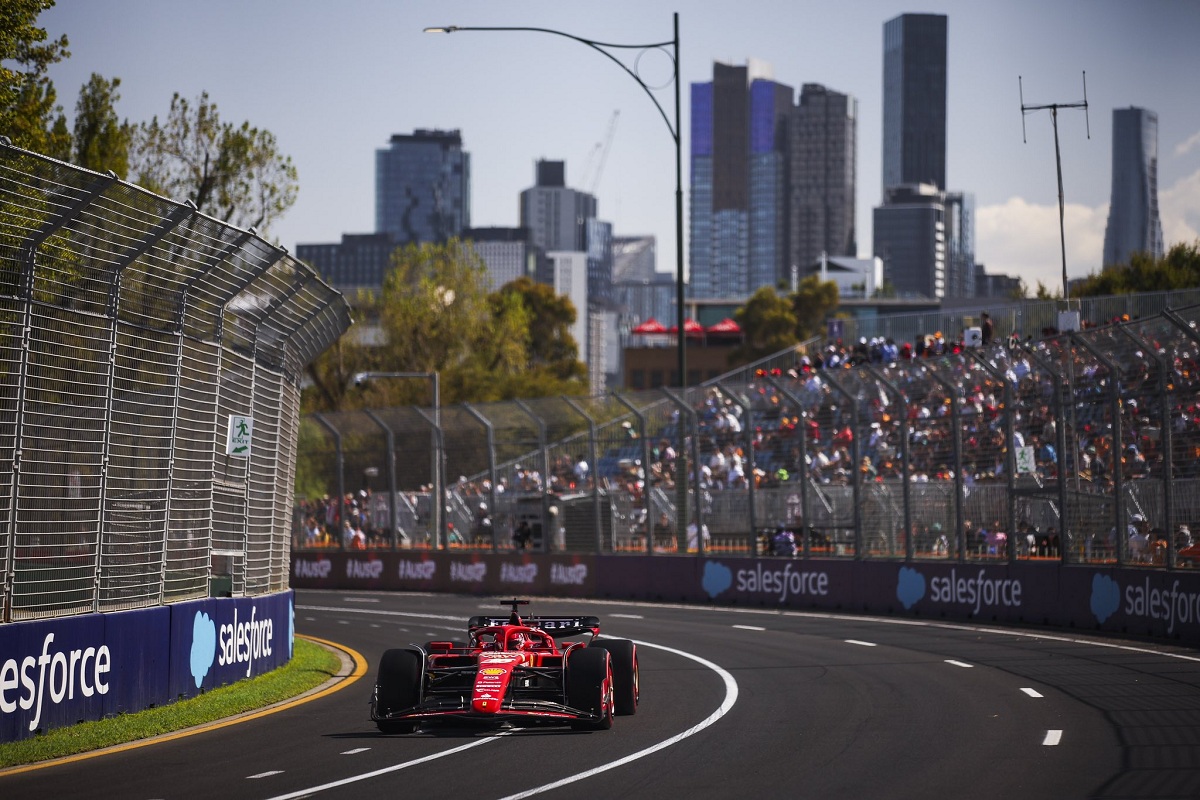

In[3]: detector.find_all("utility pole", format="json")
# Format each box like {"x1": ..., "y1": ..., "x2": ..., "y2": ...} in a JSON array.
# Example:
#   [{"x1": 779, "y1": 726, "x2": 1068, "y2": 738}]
[{"x1": 1020, "y1": 72, "x2": 1090, "y2": 304}]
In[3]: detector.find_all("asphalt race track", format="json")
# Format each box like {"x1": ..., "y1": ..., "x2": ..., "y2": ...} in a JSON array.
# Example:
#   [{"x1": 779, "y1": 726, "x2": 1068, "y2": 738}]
[{"x1": 6, "y1": 590, "x2": 1200, "y2": 799}]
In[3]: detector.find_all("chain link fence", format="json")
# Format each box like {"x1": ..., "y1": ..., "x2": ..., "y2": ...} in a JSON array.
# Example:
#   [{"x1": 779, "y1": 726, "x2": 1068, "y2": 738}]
[
  {"x1": 0, "y1": 140, "x2": 351, "y2": 621},
  {"x1": 298, "y1": 305, "x2": 1200, "y2": 571}
]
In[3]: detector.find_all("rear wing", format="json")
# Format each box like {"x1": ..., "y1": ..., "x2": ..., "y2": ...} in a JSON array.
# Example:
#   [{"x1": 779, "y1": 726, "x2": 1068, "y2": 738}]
[{"x1": 467, "y1": 615, "x2": 601, "y2": 638}]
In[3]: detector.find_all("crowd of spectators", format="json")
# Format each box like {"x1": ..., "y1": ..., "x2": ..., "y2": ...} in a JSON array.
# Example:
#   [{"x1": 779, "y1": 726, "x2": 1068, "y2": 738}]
[{"x1": 296, "y1": 310, "x2": 1200, "y2": 563}]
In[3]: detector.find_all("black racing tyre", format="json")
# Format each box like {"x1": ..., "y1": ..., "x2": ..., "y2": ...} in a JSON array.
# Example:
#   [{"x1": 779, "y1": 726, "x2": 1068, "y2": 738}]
[
  {"x1": 567, "y1": 646, "x2": 613, "y2": 730},
  {"x1": 588, "y1": 639, "x2": 638, "y2": 715},
  {"x1": 374, "y1": 648, "x2": 422, "y2": 734}
]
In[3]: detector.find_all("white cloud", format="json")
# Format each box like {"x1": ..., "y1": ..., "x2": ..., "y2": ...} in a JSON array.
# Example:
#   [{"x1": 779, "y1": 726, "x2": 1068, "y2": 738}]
[
  {"x1": 1175, "y1": 130, "x2": 1200, "y2": 158},
  {"x1": 976, "y1": 167, "x2": 1200, "y2": 292},
  {"x1": 975, "y1": 197, "x2": 1107, "y2": 292},
  {"x1": 1160, "y1": 167, "x2": 1200, "y2": 247}
]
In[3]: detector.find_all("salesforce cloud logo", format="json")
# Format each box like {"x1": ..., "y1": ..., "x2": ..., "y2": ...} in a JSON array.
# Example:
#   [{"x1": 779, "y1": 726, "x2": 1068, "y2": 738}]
[
  {"x1": 1091, "y1": 574, "x2": 1121, "y2": 624},
  {"x1": 191, "y1": 610, "x2": 218, "y2": 688},
  {"x1": 703, "y1": 561, "x2": 733, "y2": 598},
  {"x1": 897, "y1": 567, "x2": 926, "y2": 610}
]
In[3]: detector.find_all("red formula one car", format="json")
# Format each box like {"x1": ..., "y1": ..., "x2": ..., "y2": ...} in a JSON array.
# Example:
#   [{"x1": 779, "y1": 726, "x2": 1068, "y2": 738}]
[{"x1": 371, "y1": 599, "x2": 639, "y2": 733}]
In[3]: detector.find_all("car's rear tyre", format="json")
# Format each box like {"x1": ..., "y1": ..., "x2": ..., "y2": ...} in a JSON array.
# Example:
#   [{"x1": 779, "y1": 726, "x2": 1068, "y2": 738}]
[
  {"x1": 567, "y1": 647, "x2": 613, "y2": 730},
  {"x1": 374, "y1": 648, "x2": 422, "y2": 734},
  {"x1": 589, "y1": 639, "x2": 638, "y2": 715}
]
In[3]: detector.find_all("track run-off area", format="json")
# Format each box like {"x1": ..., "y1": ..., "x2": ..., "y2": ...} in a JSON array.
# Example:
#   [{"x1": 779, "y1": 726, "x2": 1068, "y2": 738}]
[{"x1": 5, "y1": 590, "x2": 1200, "y2": 799}]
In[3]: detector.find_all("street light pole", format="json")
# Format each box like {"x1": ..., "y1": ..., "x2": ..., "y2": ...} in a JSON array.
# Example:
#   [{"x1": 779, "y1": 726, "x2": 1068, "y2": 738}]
[{"x1": 425, "y1": 14, "x2": 686, "y2": 389}]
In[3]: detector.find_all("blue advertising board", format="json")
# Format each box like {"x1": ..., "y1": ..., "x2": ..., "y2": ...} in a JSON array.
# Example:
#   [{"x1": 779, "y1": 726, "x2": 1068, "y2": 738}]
[{"x1": 0, "y1": 607, "x2": 170, "y2": 742}]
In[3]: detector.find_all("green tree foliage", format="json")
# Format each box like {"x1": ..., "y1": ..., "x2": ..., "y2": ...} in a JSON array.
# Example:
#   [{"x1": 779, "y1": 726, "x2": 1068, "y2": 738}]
[
  {"x1": 71, "y1": 73, "x2": 132, "y2": 175},
  {"x1": 789, "y1": 275, "x2": 841, "y2": 340},
  {"x1": 732, "y1": 286, "x2": 798, "y2": 363},
  {"x1": 0, "y1": 0, "x2": 69, "y2": 158},
  {"x1": 132, "y1": 91, "x2": 298, "y2": 234},
  {"x1": 1072, "y1": 241, "x2": 1200, "y2": 297},
  {"x1": 301, "y1": 242, "x2": 590, "y2": 411},
  {"x1": 492, "y1": 276, "x2": 585, "y2": 380}
]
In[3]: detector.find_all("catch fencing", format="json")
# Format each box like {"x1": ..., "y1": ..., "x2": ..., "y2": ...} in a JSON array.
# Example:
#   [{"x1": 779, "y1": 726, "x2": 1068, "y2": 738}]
[
  {"x1": 298, "y1": 305, "x2": 1200, "y2": 570},
  {"x1": 0, "y1": 139, "x2": 351, "y2": 622}
]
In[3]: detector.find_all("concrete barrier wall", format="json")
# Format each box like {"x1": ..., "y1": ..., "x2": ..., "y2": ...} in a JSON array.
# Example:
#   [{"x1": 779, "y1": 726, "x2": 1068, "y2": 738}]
[
  {"x1": 0, "y1": 592, "x2": 293, "y2": 743},
  {"x1": 292, "y1": 552, "x2": 1200, "y2": 644}
]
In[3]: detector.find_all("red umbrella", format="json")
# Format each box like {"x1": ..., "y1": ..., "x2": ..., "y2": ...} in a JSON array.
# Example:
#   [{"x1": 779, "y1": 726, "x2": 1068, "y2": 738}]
[
  {"x1": 706, "y1": 318, "x2": 742, "y2": 335},
  {"x1": 631, "y1": 317, "x2": 667, "y2": 334},
  {"x1": 668, "y1": 318, "x2": 705, "y2": 338}
]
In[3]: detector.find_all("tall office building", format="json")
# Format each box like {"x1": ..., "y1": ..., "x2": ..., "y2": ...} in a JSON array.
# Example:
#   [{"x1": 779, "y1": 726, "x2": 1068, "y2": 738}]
[
  {"x1": 881, "y1": 14, "x2": 947, "y2": 194},
  {"x1": 791, "y1": 83, "x2": 858, "y2": 274},
  {"x1": 1102, "y1": 107, "x2": 1164, "y2": 268},
  {"x1": 943, "y1": 192, "x2": 976, "y2": 299},
  {"x1": 296, "y1": 232, "x2": 396, "y2": 298},
  {"x1": 873, "y1": 183, "x2": 946, "y2": 299},
  {"x1": 462, "y1": 227, "x2": 539, "y2": 291},
  {"x1": 690, "y1": 60, "x2": 793, "y2": 300},
  {"x1": 519, "y1": 160, "x2": 597, "y2": 253},
  {"x1": 375, "y1": 129, "x2": 470, "y2": 245}
]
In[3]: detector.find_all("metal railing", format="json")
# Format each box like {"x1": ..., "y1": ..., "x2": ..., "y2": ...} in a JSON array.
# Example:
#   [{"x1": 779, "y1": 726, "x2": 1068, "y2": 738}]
[
  {"x1": 0, "y1": 140, "x2": 351, "y2": 621},
  {"x1": 296, "y1": 305, "x2": 1200, "y2": 570}
]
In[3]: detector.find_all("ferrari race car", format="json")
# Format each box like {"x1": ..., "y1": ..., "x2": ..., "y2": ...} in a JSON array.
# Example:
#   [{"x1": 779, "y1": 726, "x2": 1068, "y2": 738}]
[{"x1": 371, "y1": 599, "x2": 639, "y2": 733}]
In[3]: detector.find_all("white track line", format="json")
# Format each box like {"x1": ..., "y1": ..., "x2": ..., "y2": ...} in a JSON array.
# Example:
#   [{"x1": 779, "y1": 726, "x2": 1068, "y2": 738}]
[
  {"x1": 1043, "y1": 730, "x2": 1063, "y2": 746},
  {"x1": 496, "y1": 640, "x2": 739, "y2": 800},
  {"x1": 845, "y1": 639, "x2": 877, "y2": 647},
  {"x1": 945, "y1": 659, "x2": 973, "y2": 668},
  {"x1": 340, "y1": 748, "x2": 370, "y2": 755},
  {"x1": 263, "y1": 736, "x2": 506, "y2": 800},
  {"x1": 1021, "y1": 688, "x2": 1044, "y2": 698},
  {"x1": 733, "y1": 624, "x2": 766, "y2": 631},
  {"x1": 249, "y1": 770, "x2": 284, "y2": 779}
]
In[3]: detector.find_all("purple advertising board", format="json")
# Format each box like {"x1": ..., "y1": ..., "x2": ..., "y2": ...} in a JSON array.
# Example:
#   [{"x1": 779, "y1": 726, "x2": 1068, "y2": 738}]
[
  {"x1": 0, "y1": 593, "x2": 293, "y2": 744},
  {"x1": 0, "y1": 607, "x2": 170, "y2": 743},
  {"x1": 290, "y1": 551, "x2": 596, "y2": 597},
  {"x1": 168, "y1": 592, "x2": 294, "y2": 700}
]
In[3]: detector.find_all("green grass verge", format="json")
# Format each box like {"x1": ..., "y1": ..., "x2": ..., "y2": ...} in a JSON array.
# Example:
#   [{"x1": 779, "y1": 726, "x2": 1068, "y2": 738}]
[{"x1": 0, "y1": 637, "x2": 341, "y2": 770}]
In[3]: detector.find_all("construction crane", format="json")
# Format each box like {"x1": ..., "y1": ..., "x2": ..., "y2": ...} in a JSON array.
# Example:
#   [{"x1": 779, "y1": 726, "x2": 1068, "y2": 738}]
[{"x1": 580, "y1": 109, "x2": 619, "y2": 195}]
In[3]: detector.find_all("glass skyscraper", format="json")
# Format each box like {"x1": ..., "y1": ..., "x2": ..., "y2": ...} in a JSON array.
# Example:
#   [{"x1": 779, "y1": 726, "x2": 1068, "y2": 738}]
[
  {"x1": 882, "y1": 14, "x2": 947, "y2": 194},
  {"x1": 1102, "y1": 107, "x2": 1164, "y2": 268},
  {"x1": 375, "y1": 129, "x2": 470, "y2": 245},
  {"x1": 690, "y1": 61, "x2": 793, "y2": 300},
  {"x1": 791, "y1": 83, "x2": 858, "y2": 273}
]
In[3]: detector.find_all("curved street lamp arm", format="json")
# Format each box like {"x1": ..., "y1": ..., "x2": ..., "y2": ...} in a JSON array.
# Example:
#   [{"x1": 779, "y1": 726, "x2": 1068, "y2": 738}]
[{"x1": 425, "y1": 25, "x2": 678, "y2": 143}]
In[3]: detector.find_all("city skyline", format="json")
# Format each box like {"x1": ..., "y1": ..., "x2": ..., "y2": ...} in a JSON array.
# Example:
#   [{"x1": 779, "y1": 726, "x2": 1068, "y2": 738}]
[{"x1": 39, "y1": 0, "x2": 1200, "y2": 294}]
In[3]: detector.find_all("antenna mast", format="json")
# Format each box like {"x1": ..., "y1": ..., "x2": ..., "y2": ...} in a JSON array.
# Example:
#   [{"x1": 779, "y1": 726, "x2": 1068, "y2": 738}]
[{"x1": 1019, "y1": 71, "x2": 1089, "y2": 302}]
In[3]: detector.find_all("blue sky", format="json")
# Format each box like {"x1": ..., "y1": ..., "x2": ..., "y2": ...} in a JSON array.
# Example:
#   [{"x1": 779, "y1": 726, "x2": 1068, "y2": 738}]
[{"x1": 40, "y1": 0, "x2": 1200, "y2": 293}]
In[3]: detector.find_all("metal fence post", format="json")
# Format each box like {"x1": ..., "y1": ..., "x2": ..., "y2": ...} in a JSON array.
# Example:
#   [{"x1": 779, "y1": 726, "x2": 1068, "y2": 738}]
[
  {"x1": 463, "y1": 403, "x2": 499, "y2": 551},
  {"x1": 364, "y1": 410, "x2": 397, "y2": 551},
  {"x1": 514, "y1": 399, "x2": 551, "y2": 553},
  {"x1": 716, "y1": 381, "x2": 757, "y2": 548},
  {"x1": 820, "y1": 371, "x2": 863, "y2": 559},
  {"x1": 562, "y1": 396, "x2": 603, "y2": 552},
  {"x1": 613, "y1": 393, "x2": 655, "y2": 554},
  {"x1": 927, "y1": 369, "x2": 966, "y2": 562},
  {"x1": 763, "y1": 375, "x2": 811, "y2": 558},
  {"x1": 662, "y1": 388, "x2": 705, "y2": 554},
  {"x1": 865, "y1": 365, "x2": 913, "y2": 560},
  {"x1": 1070, "y1": 333, "x2": 1125, "y2": 565}
]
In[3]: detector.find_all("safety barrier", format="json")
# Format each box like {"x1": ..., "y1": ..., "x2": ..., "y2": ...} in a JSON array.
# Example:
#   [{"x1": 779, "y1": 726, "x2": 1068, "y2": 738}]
[
  {"x1": 0, "y1": 141, "x2": 351, "y2": 622},
  {"x1": 296, "y1": 305, "x2": 1200, "y2": 573}
]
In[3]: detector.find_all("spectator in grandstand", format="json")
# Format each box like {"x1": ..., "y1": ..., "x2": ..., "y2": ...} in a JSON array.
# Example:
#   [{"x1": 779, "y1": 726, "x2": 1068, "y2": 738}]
[
  {"x1": 1177, "y1": 524, "x2": 1195, "y2": 551},
  {"x1": 981, "y1": 312, "x2": 994, "y2": 346},
  {"x1": 1128, "y1": 514, "x2": 1150, "y2": 562}
]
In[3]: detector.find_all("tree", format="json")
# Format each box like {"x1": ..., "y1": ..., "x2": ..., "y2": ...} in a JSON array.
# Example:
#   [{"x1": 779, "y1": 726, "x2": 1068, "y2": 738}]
[
  {"x1": 492, "y1": 276, "x2": 585, "y2": 380},
  {"x1": 132, "y1": 91, "x2": 298, "y2": 234},
  {"x1": 0, "y1": 0, "x2": 70, "y2": 157},
  {"x1": 71, "y1": 73, "x2": 132, "y2": 175},
  {"x1": 789, "y1": 275, "x2": 841, "y2": 340},
  {"x1": 1072, "y1": 241, "x2": 1200, "y2": 297},
  {"x1": 732, "y1": 286, "x2": 798, "y2": 362}
]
